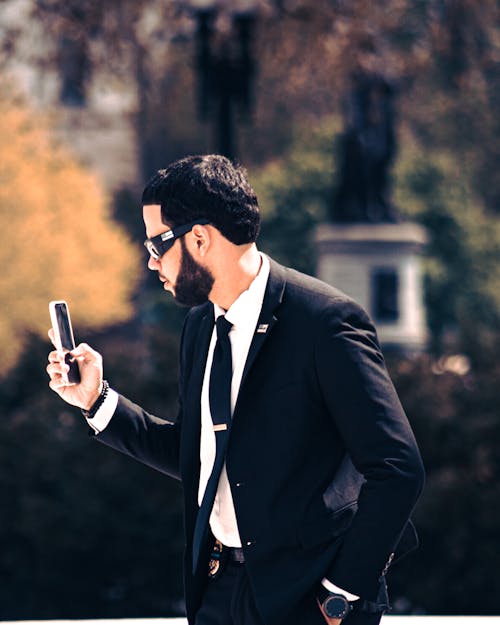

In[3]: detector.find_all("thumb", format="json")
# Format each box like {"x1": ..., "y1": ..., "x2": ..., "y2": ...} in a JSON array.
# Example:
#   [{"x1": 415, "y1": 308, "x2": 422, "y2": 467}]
[{"x1": 70, "y1": 342, "x2": 101, "y2": 364}]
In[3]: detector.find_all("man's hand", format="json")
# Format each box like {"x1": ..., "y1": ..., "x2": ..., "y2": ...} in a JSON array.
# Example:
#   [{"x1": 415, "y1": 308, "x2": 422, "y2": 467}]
[
  {"x1": 317, "y1": 599, "x2": 343, "y2": 625},
  {"x1": 47, "y1": 329, "x2": 103, "y2": 410}
]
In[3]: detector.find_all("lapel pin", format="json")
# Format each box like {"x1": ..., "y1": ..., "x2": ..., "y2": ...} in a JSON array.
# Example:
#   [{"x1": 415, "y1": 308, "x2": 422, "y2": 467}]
[{"x1": 256, "y1": 324, "x2": 269, "y2": 334}]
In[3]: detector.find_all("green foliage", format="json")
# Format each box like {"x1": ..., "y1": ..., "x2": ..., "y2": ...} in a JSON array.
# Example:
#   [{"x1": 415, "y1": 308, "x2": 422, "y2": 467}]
[
  {"x1": 394, "y1": 137, "x2": 500, "y2": 357},
  {"x1": 251, "y1": 118, "x2": 340, "y2": 274},
  {"x1": 0, "y1": 331, "x2": 185, "y2": 619}
]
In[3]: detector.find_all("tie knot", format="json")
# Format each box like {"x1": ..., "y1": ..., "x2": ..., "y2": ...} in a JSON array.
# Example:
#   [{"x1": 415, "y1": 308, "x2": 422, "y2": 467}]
[{"x1": 216, "y1": 315, "x2": 232, "y2": 340}]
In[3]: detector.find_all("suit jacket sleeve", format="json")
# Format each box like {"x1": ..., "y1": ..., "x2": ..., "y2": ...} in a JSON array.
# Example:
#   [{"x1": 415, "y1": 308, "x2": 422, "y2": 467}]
[
  {"x1": 315, "y1": 298, "x2": 425, "y2": 599},
  {"x1": 94, "y1": 395, "x2": 181, "y2": 480},
  {"x1": 92, "y1": 313, "x2": 193, "y2": 481}
]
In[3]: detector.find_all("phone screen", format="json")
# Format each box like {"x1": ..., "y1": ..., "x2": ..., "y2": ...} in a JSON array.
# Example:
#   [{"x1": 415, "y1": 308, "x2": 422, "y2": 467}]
[
  {"x1": 53, "y1": 302, "x2": 76, "y2": 350},
  {"x1": 49, "y1": 300, "x2": 80, "y2": 385}
]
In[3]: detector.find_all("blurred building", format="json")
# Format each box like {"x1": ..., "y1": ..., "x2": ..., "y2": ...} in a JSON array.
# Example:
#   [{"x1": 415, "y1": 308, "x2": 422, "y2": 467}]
[{"x1": 0, "y1": 0, "x2": 139, "y2": 193}]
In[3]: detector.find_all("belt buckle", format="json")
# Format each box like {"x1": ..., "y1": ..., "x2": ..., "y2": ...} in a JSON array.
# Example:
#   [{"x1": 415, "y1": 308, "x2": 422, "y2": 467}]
[{"x1": 208, "y1": 539, "x2": 227, "y2": 580}]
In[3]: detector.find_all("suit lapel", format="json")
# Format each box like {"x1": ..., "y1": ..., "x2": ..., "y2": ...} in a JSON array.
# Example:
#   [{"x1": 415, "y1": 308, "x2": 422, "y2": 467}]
[
  {"x1": 181, "y1": 258, "x2": 286, "y2": 482},
  {"x1": 237, "y1": 257, "x2": 286, "y2": 396},
  {"x1": 187, "y1": 306, "x2": 214, "y2": 405},
  {"x1": 181, "y1": 305, "x2": 214, "y2": 490}
]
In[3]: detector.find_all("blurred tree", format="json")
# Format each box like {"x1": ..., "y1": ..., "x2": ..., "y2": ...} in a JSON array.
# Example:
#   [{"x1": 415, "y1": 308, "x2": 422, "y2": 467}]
[
  {"x1": 1, "y1": 0, "x2": 497, "y2": 192},
  {"x1": 0, "y1": 92, "x2": 140, "y2": 376},
  {"x1": 0, "y1": 332, "x2": 185, "y2": 619},
  {"x1": 252, "y1": 118, "x2": 339, "y2": 274},
  {"x1": 387, "y1": 350, "x2": 500, "y2": 615},
  {"x1": 394, "y1": 134, "x2": 500, "y2": 358},
  {"x1": 405, "y1": 0, "x2": 500, "y2": 214}
]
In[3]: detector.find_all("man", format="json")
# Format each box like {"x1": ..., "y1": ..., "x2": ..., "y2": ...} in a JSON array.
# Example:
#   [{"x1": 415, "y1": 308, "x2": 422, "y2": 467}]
[{"x1": 47, "y1": 154, "x2": 424, "y2": 625}]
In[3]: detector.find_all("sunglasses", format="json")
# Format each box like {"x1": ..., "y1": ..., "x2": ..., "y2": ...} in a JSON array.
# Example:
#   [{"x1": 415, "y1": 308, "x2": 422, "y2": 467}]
[{"x1": 144, "y1": 219, "x2": 210, "y2": 261}]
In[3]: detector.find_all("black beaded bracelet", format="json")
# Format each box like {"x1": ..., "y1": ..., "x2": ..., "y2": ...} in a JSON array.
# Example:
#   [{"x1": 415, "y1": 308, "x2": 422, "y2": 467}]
[{"x1": 81, "y1": 380, "x2": 110, "y2": 419}]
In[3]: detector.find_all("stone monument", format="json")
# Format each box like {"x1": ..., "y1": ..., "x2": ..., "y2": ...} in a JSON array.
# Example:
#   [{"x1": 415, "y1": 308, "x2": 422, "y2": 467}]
[{"x1": 316, "y1": 72, "x2": 428, "y2": 350}]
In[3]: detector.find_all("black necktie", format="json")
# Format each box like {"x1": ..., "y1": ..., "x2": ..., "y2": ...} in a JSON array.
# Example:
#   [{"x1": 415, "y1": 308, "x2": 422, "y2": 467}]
[{"x1": 192, "y1": 315, "x2": 233, "y2": 573}]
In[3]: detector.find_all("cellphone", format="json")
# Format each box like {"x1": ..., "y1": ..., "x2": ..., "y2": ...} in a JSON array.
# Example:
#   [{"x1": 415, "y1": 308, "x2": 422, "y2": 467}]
[{"x1": 49, "y1": 300, "x2": 81, "y2": 385}]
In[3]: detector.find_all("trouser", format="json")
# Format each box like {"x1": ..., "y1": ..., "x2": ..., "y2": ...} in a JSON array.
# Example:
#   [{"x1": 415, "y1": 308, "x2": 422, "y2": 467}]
[
  {"x1": 194, "y1": 554, "x2": 383, "y2": 625},
  {"x1": 195, "y1": 559, "x2": 264, "y2": 625}
]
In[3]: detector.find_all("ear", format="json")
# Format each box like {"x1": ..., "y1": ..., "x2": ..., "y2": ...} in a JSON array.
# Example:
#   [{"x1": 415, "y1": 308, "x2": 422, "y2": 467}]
[{"x1": 190, "y1": 224, "x2": 211, "y2": 257}]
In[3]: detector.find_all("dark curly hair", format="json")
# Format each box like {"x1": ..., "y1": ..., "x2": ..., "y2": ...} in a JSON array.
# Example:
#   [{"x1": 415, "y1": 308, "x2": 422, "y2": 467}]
[{"x1": 141, "y1": 154, "x2": 261, "y2": 245}]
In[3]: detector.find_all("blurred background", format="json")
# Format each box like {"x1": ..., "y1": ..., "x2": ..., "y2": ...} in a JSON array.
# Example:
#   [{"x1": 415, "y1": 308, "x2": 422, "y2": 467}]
[{"x1": 0, "y1": 0, "x2": 498, "y2": 619}]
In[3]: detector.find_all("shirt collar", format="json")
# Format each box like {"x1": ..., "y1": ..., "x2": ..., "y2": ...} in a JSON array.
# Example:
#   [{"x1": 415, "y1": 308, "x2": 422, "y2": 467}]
[{"x1": 213, "y1": 253, "x2": 270, "y2": 329}]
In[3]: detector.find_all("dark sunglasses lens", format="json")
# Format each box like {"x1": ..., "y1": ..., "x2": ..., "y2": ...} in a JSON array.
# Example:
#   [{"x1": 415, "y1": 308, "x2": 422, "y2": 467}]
[{"x1": 145, "y1": 240, "x2": 160, "y2": 260}]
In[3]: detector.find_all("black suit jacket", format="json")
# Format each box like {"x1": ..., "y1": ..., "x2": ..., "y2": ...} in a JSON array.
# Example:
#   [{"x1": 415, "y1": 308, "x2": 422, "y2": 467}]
[{"x1": 96, "y1": 257, "x2": 425, "y2": 625}]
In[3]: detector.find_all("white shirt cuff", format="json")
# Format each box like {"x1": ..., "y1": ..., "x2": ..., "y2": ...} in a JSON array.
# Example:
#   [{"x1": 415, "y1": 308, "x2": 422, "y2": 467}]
[
  {"x1": 86, "y1": 388, "x2": 119, "y2": 433},
  {"x1": 321, "y1": 578, "x2": 360, "y2": 601}
]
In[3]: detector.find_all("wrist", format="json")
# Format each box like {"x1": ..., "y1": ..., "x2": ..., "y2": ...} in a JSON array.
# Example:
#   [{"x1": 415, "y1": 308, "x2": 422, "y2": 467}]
[
  {"x1": 85, "y1": 382, "x2": 103, "y2": 409},
  {"x1": 81, "y1": 380, "x2": 109, "y2": 418},
  {"x1": 317, "y1": 586, "x2": 353, "y2": 620}
]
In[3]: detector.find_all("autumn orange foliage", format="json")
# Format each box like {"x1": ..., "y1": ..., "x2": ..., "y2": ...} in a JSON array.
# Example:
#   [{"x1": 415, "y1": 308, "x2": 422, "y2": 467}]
[{"x1": 0, "y1": 94, "x2": 140, "y2": 375}]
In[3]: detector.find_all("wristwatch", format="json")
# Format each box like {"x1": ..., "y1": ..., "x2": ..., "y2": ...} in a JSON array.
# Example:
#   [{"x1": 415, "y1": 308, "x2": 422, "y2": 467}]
[{"x1": 317, "y1": 585, "x2": 353, "y2": 620}]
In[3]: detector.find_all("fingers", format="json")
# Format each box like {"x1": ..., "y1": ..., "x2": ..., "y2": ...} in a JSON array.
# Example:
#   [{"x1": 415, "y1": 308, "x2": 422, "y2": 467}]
[
  {"x1": 46, "y1": 355, "x2": 69, "y2": 389},
  {"x1": 48, "y1": 375, "x2": 68, "y2": 393},
  {"x1": 47, "y1": 342, "x2": 102, "y2": 389},
  {"x1": 48, "y1": 328, "x2": 56, "y2": 347},
  {"x1": 48, "y1": 349, "x2": 63, "y2": 364},
  {"x1": 46, "y1": 359, "x2": 68, "y2": 376},
  {"x1": 47, "y1": 329, "x2": 99, "y2": 361},
  {"x1": 71, "y1": 342, "x2": 102, "y2": 364},
  {"x1": 48, "y1": 343, "x2": 100, "y2": 366},
  {"x1": 47, "y1": 359, "x2": 69, "y2": 397}
]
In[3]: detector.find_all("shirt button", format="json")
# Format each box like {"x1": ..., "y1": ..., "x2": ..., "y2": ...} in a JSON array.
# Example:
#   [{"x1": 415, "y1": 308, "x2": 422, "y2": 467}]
[
  {"x1": 246, "y1": 540, "x2": 255, "y2": 547},
  {"x1": 235, "y1": 482, "x2": 244, "y2": 487}
]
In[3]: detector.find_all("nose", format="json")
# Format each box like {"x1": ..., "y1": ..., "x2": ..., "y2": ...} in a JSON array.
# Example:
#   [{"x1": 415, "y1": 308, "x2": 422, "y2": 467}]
[{"x1": 148, "y1": 255, "x2": 160, "y2": 271}]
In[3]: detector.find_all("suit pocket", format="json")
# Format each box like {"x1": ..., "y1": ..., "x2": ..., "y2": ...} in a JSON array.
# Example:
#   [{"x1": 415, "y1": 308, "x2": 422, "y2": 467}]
[{"x1": 299, "y1": 501, "x2": 358, "y2": 549}]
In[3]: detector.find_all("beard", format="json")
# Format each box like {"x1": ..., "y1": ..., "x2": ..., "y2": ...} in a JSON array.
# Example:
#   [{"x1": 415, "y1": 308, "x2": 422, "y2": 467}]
[{"x1": 173, "y1": 238, "x2": 215, "y2": 307}]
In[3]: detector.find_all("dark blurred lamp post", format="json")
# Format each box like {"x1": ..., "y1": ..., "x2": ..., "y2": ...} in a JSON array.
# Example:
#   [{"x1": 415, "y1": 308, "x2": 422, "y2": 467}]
[
  {"x1": 58, "y1": 34, "x2": 89, "y2": 107},
  {"x1": 189, "y1": 0, "x2": 257, "y2": 160}
]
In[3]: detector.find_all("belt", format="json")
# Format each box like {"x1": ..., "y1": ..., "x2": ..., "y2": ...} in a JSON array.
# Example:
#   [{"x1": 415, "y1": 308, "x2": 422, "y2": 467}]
[
  {"x1": 208, "y1": 540, "x2": 245, "y2": 579},
  {"x1": 229, "y1": 546, "x2": 245, "y2": 564}
]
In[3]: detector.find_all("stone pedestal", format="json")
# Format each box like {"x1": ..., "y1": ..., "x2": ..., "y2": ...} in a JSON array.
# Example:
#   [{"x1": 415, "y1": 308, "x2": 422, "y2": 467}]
[
  {"x1": 315, "y1": 222, "x2": 428, "y2": 350},
  {"x1": 54, "y1": 107, "x2": 139, "y2": 192}
]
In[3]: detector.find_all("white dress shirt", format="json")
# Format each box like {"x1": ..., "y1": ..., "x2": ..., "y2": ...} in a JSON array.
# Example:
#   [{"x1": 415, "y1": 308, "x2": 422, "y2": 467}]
[
  {"x1": 86, "y1": 252, "x2": 358, "y2": 600},
  {"x1": 198, "y1": 253, "x2": 270, "y2": 547}
]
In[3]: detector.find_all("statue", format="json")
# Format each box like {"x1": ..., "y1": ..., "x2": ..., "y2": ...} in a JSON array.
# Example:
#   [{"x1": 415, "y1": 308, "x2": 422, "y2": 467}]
[{"x1": 332, "y1": 72, "x2": 399, "y2": 223}]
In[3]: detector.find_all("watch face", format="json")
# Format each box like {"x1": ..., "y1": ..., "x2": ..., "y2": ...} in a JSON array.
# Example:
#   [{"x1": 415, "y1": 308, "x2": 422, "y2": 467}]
[{"x1": 324, "y1": 595, "x2": 350, "y2": 619}]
